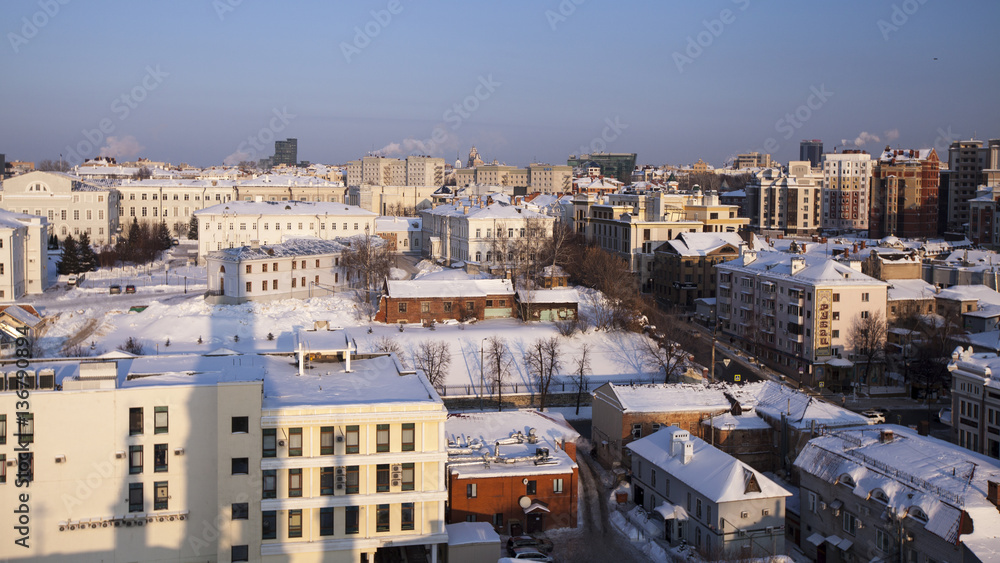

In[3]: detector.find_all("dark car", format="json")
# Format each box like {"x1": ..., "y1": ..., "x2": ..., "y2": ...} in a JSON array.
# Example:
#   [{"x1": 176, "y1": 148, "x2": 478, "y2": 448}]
[
  {"x1": 506, "y1": 536, "x2": 553, "y2": 556},
  {"x1": 109, "y1": 285, "x2": 122, "y2": 295},
  {"x1": 125, "y1": 284, "x2": 137, "y2": 294}
]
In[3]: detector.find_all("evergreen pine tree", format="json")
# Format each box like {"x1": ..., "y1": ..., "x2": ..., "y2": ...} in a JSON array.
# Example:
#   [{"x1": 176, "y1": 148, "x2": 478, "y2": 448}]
[
  {"x1": 77, "y1": 232, "x2": 98, "y2": 272},
  {"x1": 57, "y1": 235, "x2": 80, "y2": 275},
  {"x1": 156, "y1": 222, "x2": 172, "y2": 251},
  {"x1": 188, "y1": 216, "x2": 198, "y2": 240}
]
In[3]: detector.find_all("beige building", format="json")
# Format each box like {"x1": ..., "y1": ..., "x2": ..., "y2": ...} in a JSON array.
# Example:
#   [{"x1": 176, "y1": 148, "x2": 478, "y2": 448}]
[
  {"x1": 347, "y1": 185, "x2": 441, "y2": 216},
  {"x1": 193, "y1": 201, "x2": 377, "y2": 262},
  {"x1": 821, "y1": 151, "x2": 873, "y2": 231},
  {"x1": 0, "y1": 345, "x2": 449, "y2": 562},
  {"x1": 0, "y1": 210, "x2": 49, "y2": 300},
  {"x1": 346, "y1": 156, "x2": 445, "y2": 188},
  {"x1": 454, "y1": 164, "x2": 571, "y2": 194},
  {"x1": 0, "y1": 171, "x2": 120, "y2": 246},
  {"x1": 746, "y1": 162, "x2": 823, "y2": 234},
  {"x1": 734, "y1": 152, "x2": 773, "y2": 169}
]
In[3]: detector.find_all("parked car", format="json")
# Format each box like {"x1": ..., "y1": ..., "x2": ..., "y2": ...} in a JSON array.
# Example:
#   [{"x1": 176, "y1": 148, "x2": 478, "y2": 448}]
[
  {"x1": 506, "y1": 536, "x2": 553, "y2": 556},
  {"x1": 109, "y1": 285, "x2": 122, "y2": 295},
  {"x1": 67, "y1": 275, "x2": 78, "y2": 286},
  {"x1": 938, "y1": 408, "x2": 952, "y2": 426},
  {"x1": 125, "y1": 284, "x2": 136, "y2": 294},
  {"x1": 509, "y1": 547, "x2": 554, "y2": 562},
  {"x1": 861, "y1": 410, "x2": 886, "y2": 424},
  {"x1": 171, "y1": 238, "x2": 180, "y2": 246}
]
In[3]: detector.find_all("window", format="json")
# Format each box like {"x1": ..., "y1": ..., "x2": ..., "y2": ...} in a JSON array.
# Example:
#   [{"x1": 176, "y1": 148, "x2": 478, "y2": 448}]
[
  {"x1": 843, "y1": 511, "x2": 858, "y2": 536},
  {"x1": 129, "y1": 445, "x2": 143, "y2": 474},
  {"x1": 321, "y1": 467, "x2": 335, "y2": 495},
  {"x1": 271, "y1": 280, "x2": 278, "y2": 290},
  {"x1": 262, "y1": 263, "x2": 268, "y2": 273},
  {"x1": 347, "y1": 465, "x2": 359, "y2": 494},
  {"x1": 263, "y1": 428, "x2": 276, "y2": 458},
  {"x1": 0, "y1": 454, "x2": 4, "y2": 483},
  {"x1": 421, "y1": 301, "x2": 430, "y2": 313},
  {"x1": 320, "y1": 507, "x2": 334, "y2": 536},
  {"x1": 833, "y1": 293, "x2": 840, "y2": 302},
  {"x1": 807, "y1": 490, "x2": 817, "y2": 513},
  {"x1": 876, "y1": 528, "x2": 891, "y2": 552},
  {"x1": 288, "y1": 469, "x2": 302, "y2": 497},
  {"x1": 402, "y1": 503, "x2": 415, "y2": 531},
  {"x1": 554, "y1": 478, "x2": 564, "y2": 493},
  {"x1": 402, "y1": 463, "x2": 415, "y2": 491},
  {"x1": 861, "y1": 310, "x2": 870, "y2": 319},
  {"x1": 231, "y1": 416, "x2": 249, "y2": 433},
  {"x1": 154, "y1": 444, "x2": 168, "y2": 472},
  {"x1": 345, "y1": 506, "x2": 360, "y2": 534},
  {"x1": 288, "y1": 427, "x2": 303, "y2": 456},
  {"x1": 246, "y1": 281, "x2": 252, "y2": 293},
  {"x1": 232, "y1": 457, "x2": 249, "y2": 475},
  {"x1": 467, "y1": 483, "x2": 478, "y2": 498},
  {"x1": 262, "y1": 511, "x2": 277, "y2": 540},
  {"x1": 526, "y1": 480, "x2": 537, "y2": 495},
  {"x1": 288, "y1": 510, "x2": 303, "y2": 538},
  {"x1": 377, "y1": 504, "x2": 390, "y2": 532},
  {"x1": 232, "y1": 502, "x2": 249, "y2": 520},
  {"x1": 232, "y1": 546, "x2": 249, "y2": 562},
  {"x1": 129, "y1": 407, "x2": 143, "y2": 435},
  {"x1": 377, "y1": 464, "x2": 390, "y2": 492},
  {"x1": 377, "y1": 424, "x2": 390, "y2": 452},
  {"x1": 346, "y1": 425, "x2": 359, "y2": 454},
  {"x1": 402, "y1": 423, "x2": 415, "y2": 451},
  {"x1": 398, "y1": 302, "x2": 407, "y2": 313},
  {"x1": 321, "y1": 426, "x2": 335, "y2": 455},
  {"x1": 0, "y1": 414, "x2": 4, "y2": 445},
  {"x1": 862, "y1": 292, "x2": 870, "y2": 302},
  {"x1": 443, "y1": 301, "x2": 453, "y2": 313},
  {"x1": 493, "y1": 512, "x2": 503, "y2": 529},
  {"x1": 697, "y1": 498, "x2": 703, "y2": 519},
  {"x1": 263, "y1": 470, "x2": 276, "y2": 498},
  {"x1": 261, "y1": 280, "x2": 268, "y2": 291},
  {"x1": 128, "y1": 483, "x2": 143, "y2": 512}
]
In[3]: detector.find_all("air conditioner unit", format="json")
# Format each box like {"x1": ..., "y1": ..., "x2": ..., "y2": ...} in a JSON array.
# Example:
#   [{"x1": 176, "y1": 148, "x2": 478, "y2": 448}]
[
  {"x1": 146, "y1": 517, "x2": 154, "y2": 523},
  {"x1": 336, "y1": 467, "x2": 345, "y2": 475},
  {"x1": 115, "y1": 451, "x2": 126, "y2": 460},
  {"x1": 69, "y1": 525, "x2": 77, "y2": 531},
  {"x1": 766, "y1": 526, "x2": 774, "y2": 534},
  {"x1": 391, "y1": 480, "x2": 401, "y2": 487},
  {"x1": 741, "y1": 511, "x2": 749, "y2": 519},
  {"x1": 159, "y1": 517, "x2": 165, "y2": 522},
  {"x1": 336, "y1": 483, "x2": 345, "y2": 490},
  {"x1": 278, "y1": 440, "x2": 285, "y2": 446},
  {"x1": 174, "y1": 447, "x2": 185, "y2": 455},
  {"x1": 55, "y1": 455, "x2": 66, "y2": 463},
  {"x1": 391, "y1": 464, "x2": 402, "y2": 472},
  {"x1": 336, "y1": 436, "x2": 344, "y2": 443},
  {"x1": 392, "y1": 472, "x2": 402, "y2": 480},
  {"x1": 59, "y1": 526, "x2": 66, "y2": 532},
  {"x1": 738, "y1": 530, "x2": 748, "y2": 538},
  {"x1": 102, "y1": 522, "x2": 108, "y2": 528},
  {"x1": 179, "y1": 515, "x2": 186, "y2": 521},
  {"x1": 136, "y1": 521, "x2": 144, "y2": 527},
  {"x1": 125, "y1": 522, "x2": 133, "y2": 527}
]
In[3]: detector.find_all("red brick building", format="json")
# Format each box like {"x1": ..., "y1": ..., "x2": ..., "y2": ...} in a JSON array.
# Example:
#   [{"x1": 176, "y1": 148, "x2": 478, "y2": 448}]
[
  {"x1": 375, "y1": 278, "x2": 514, "y2": 324},
  {"x1": 446, "y1": 411, "x2": 579, "y2": 535},
  {"x1": 870, "y1": 147, "x2": 940, "y2": 239}
]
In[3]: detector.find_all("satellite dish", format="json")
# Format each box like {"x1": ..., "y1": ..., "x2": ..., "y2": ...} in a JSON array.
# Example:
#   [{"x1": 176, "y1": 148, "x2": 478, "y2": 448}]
[{"x1": 519, "y1": 496, "x2": 532, "y2": 509}]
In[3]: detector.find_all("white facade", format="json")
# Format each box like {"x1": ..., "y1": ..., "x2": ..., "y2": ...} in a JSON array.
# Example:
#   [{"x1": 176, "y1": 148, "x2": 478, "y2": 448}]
[
  {"x1": 946, "y1": 346, "x2": 1000, "y2": 459},
  {"x1": 418, "y1": 200, "x2": 554, "y2": 266},
  {"x1": 194, "y1": 201, "x2": 377, "y2": 262},
  {"x1": 0, "y1": 171, "x2": 119, "y2": 246},
  {"x1": 0, "y1": 210, "x2": 49, "y2": 300},
  {"x1": 821, "y1": 152, "x2": 873, "y2": 231}
]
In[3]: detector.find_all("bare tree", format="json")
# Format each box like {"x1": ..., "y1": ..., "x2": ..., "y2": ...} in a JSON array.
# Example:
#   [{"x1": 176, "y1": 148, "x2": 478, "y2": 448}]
[
  {"x1": 37, "y1": 159, "x2": 70, "y2": 172},
  {"x1": 131, "y1": 166, "x2": 152, "y2": 180},
  {"x1": 639, "y1": 303, "x2": 695, "y2": 383},
  {"x1": 341, "y1": 229, "x2": 392, "y2": 321},
  {"x1": 524, "y1": 337, "x2": 562, "y2": 411},
  {"x1": 574, "y1": 342, "x2": 592, "y2": 416},
  {"x1": 370, "y1": 335, "x2": 406, "y2": 368},
  {"x1": 539, "y1": 221, "x2": 579, "y2": 272},
  {"x1": 578, "y1": 246, "x2": 640, "y2": 330},
  {"x1": 484, "y1": 335, "x2": 512, "y2": 411},
  {"x1": 412, "y1": 340, "x2": 451, "y2": 390},
  {"x1": 118, "y1": 337, "x2": 145, "y2": 355},
  {"x1": 848, "y1": 310, "x2": 887, "y2": 391}
]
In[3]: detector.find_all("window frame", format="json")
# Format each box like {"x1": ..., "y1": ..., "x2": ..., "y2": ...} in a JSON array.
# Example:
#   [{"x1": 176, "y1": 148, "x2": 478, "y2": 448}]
[
  {"x1": 401, "y1": 423, "x2": 415, "y2": 451},
  {"x1": 129, "y1": 407, "x2": 143, "y2": 435},
  {"x1": 154, "y1": 406, "x2": 168, "y2": 434},
  {"x1": 346, "y1": 425, "x2": 360, "y2": 454},
  {"x1": 288, "y1": 427, "x2": 303, "y2": 456},
  {"x1": 376, "y1": 424, "x2": 390, "y2": 452},
  {"x1": 288, "y1": 468, "x2": 302, "y2": 497},
  {"x1": 288, "y1": 509, "x2": 303, "y2": 538}
]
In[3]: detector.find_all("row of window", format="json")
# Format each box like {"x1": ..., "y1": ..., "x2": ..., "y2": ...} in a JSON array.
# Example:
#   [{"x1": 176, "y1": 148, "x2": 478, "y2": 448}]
[
  {"x1": 127, "y1": 481, "x2": 169, "y2": 512},
  {"x1": 263, "y1": 463, "x2": 416, "y2": 498},
  {"x1": 263, "y1": 424, "x2": 416, "y2": 457},
  {"x1": 128, "y1": 409, "x2": 251, "y2": 436},
  {"x1": 263, "y1": 503, "x2": 415, "y2": 541},
  {"x1": 207, "y1": 221, "x2": 365, "y2": 232},
  {"x1": 466, "y1": 478, "x2": 563, "y2": 498}
]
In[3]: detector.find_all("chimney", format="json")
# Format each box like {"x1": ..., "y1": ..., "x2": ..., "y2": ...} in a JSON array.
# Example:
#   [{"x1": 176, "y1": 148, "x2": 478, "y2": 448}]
[
  {"x1": 988, "y1": 480, "x2": 1000, "y2": 509},
  {"x1": 681, "y1": 441, "x2": 693, "y2": 464},
  {"x1": 250, "y1": 240, "x2": 260, "y2": 250},
  {"x1": 790, "y1": 257, "x2": 807, "y2": 275},
  {"x1": 879, "y1": 429, "x2": 894, "y2": 443},
  {"x1": 739, "y1": 243, "x2": 757, "y2": 265}
]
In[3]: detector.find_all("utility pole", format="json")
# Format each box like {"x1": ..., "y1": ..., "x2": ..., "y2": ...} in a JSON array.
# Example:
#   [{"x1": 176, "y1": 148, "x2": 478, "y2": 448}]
[
  {"x1": 710, "y1": 320, "x2": 719, "y2": 382},
  {"x1": 480, "y1": 338, "x2": 486, "y2": 412}
]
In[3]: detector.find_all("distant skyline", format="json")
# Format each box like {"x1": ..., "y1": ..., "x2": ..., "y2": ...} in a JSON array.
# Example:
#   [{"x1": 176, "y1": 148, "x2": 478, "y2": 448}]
[{"x1": 2, "y1": 1, "x2": 999, "y2": 168}]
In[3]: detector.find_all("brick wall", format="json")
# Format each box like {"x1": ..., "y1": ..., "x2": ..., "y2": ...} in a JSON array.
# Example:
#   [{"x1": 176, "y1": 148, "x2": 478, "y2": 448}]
[
  {"x1": 448, "y1": 468, "x2": 578, "y2": 534},
  {"x1": 376, "y1": 294, "x2": 513, "y2": 324}
]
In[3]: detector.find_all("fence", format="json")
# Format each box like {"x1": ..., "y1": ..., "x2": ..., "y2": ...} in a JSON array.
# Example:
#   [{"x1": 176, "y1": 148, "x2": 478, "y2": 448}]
[{"x1": 436, "y1": 375, "x2": 663, "y2": 398}]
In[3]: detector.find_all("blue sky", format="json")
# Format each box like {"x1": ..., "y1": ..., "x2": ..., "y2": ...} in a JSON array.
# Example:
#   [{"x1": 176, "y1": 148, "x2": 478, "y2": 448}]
[{"x1": 2, "y1": 0, "x2": 998, "y2": 168}]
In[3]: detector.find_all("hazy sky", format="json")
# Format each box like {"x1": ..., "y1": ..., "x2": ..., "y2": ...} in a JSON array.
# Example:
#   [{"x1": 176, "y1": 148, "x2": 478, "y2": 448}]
[{"x1": 2, "y1": 0, "x2": 998, "y2": 168}]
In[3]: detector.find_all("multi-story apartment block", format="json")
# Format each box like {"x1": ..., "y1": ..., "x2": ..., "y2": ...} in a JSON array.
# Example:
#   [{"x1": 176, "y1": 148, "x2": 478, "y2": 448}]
[
  {"x1": 0, "y1": 170, "x2": 120, "y2": 246},
  {"x1": 346, "y1": 156, "x2": 445, "y2": 188},
  {"x1": 733, "y1": 152, "x2": 774, "y2": 170},
  {"x1": 628, "y1": 427, "x2": 790, "y2": 559},
  {"x1": 746, "y1": 162, "x2": 823, "y2": 234},
  {"x1": 235, "y1": 175, "x2": 347, "y2": 205},
  {"x1": 799, "y1": 140, "x2": 823, "y2": 168},
  {"x1": 273, "y1": 138, "x2": 298, "y2": 167},
  {"x1": 795, "y1": 426, "x2": 1000, "y2": 563},
  {"x1": 347, "y1": 185, "x2": 440, "y2": 215},
  {"x1": 821, "y1": 151, "x2": 873, "y2": 232},
  {"x1": 869, "y1": 148, "x2": 940, "y2": 239},
  {"x1": 968, "y1": 185, "x2": 1000, "y2": 247},
  {"x1": 946, "y1": 139, "x2": 1000, "y2": 233},
  {"x1": 652, "y1": 232, "x2": 742, "y2": 308},
  {"x1": 205, "y1": 239, "x2": 351, "y2": 304},
  {"x1": 418, "y1": 200, "x2": 554, "y2": 267},
  {"x1": 453, "y1": 163, "x2": 571, "y2": 194},
  {"x1": 0, "y1": 346, "x2": 448, "y2": 562},
  {"x1": 0, "y1": 210, "x2": 49, "y2": 300},
  {"x1": 947, "y1": 346, "x2": 1000, "y2": 459},
  {"x1": 715, "y1": 249, "x2": 888, "y2": 387},
  {"x1": 194, "y1": 201, "x2": 377, "y2": 262}
]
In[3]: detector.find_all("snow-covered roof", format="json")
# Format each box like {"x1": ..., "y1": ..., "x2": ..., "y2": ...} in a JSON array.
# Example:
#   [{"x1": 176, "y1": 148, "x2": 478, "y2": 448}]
[
  {"x1": 794, "y1": 425, "x2": 1000, "y2": 547},
  {"x1": 515, "y1": 288, "x2": 579, "y2": 304},
  {"x1": 375, "y1": 216, "x2": 421, "y2": 231},
  {"x1": 887, "y1": 279, "x2": 937, "y2": 301},
  {"x1": 0, "y1": 304, "x2": 43, "y2": 327},
  {"x1": 446, "y1": 522, "x2": 500, "y2": 546},
  {"x1": 720, "y1": 252, "x2": 888, "y2": 288},
  {"x1": 937, "y1": 284, "x2": 1000, "y2": 307},
  {"x1": 446, "y1": 410, "x2": 578, "y2": 479},
  {"x1": 0, "y1": 209, "x2": 44, "y2": 230},
  {"x1": 194, "y1": 200, "x2": 375, "y2": 217},
  {"x1": 422, "y1": 201, "x2": 549, "y2": 221},
  {"x1": 628, "y1": 427, "x2": 791, "y2": 503},
  {"x1": 662, "y1": 232, "x2": 743, "y2": 257},
  {"x1": 596, "y1": 382, "x2": 731, "y2": 414},
  {"x1": 386, "y1": 279, "x2": 514, "y2": 299},
  {"x1": 702, "y1": 412, "x2": 771, "y2": 430},
  {"x1": 207, "y1": 238, "x2": 350, "y2": 262},
  {"x1": 729, "y1": 381, "x2": 871, "y2": 430}
]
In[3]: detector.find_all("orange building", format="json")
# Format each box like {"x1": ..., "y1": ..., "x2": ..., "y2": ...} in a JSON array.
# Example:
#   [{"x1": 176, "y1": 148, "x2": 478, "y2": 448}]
[{"x1": 870, "y1": 147, "x2": 940, "y2": 239}]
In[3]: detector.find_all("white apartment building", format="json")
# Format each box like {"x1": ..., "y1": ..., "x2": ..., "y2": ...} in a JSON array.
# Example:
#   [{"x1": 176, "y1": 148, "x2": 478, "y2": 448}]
[
  {"x1": 193, "y1": 201, "x2": 377, "y2": 262},
  {"x1": 0, "y1": 344, "x2": 449, "y2": 562},
  {"x1": 946, "y1": 346, "x2": 1000, "y2": 459},
  {"x1": 454, "y1": 163, "x2": 572, "y2": 194},
  {"x1": 716, "y1": 250, "x2": 888, "y2": 386},
  {"x1": 205, "y1": 239, "x2": 351, "y2": 304},
  {"x1": 627, "y1": 427, "x2": 790, "y2": 559},
  {"x1": 346, "y1": 156, "x2": 445, "y2": 188},
  {"x1": 419, "y1": 199, "x2": 554, "y2": 266},
  {"x1": 0, "y1": 210, "x2": 49, "y2": 300},
  {"x1": 0, "y1": 171, "x2": 120, "y2": 246},
  {"x1": 746, "y1": 162, "x2": 822, "y2": 234},
  {"x1": 821, "y1": 151, "x2": 873, "y2": 232},
  {"x1": 117, "y1": 179, "x2": 237, "y2": 236}
]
